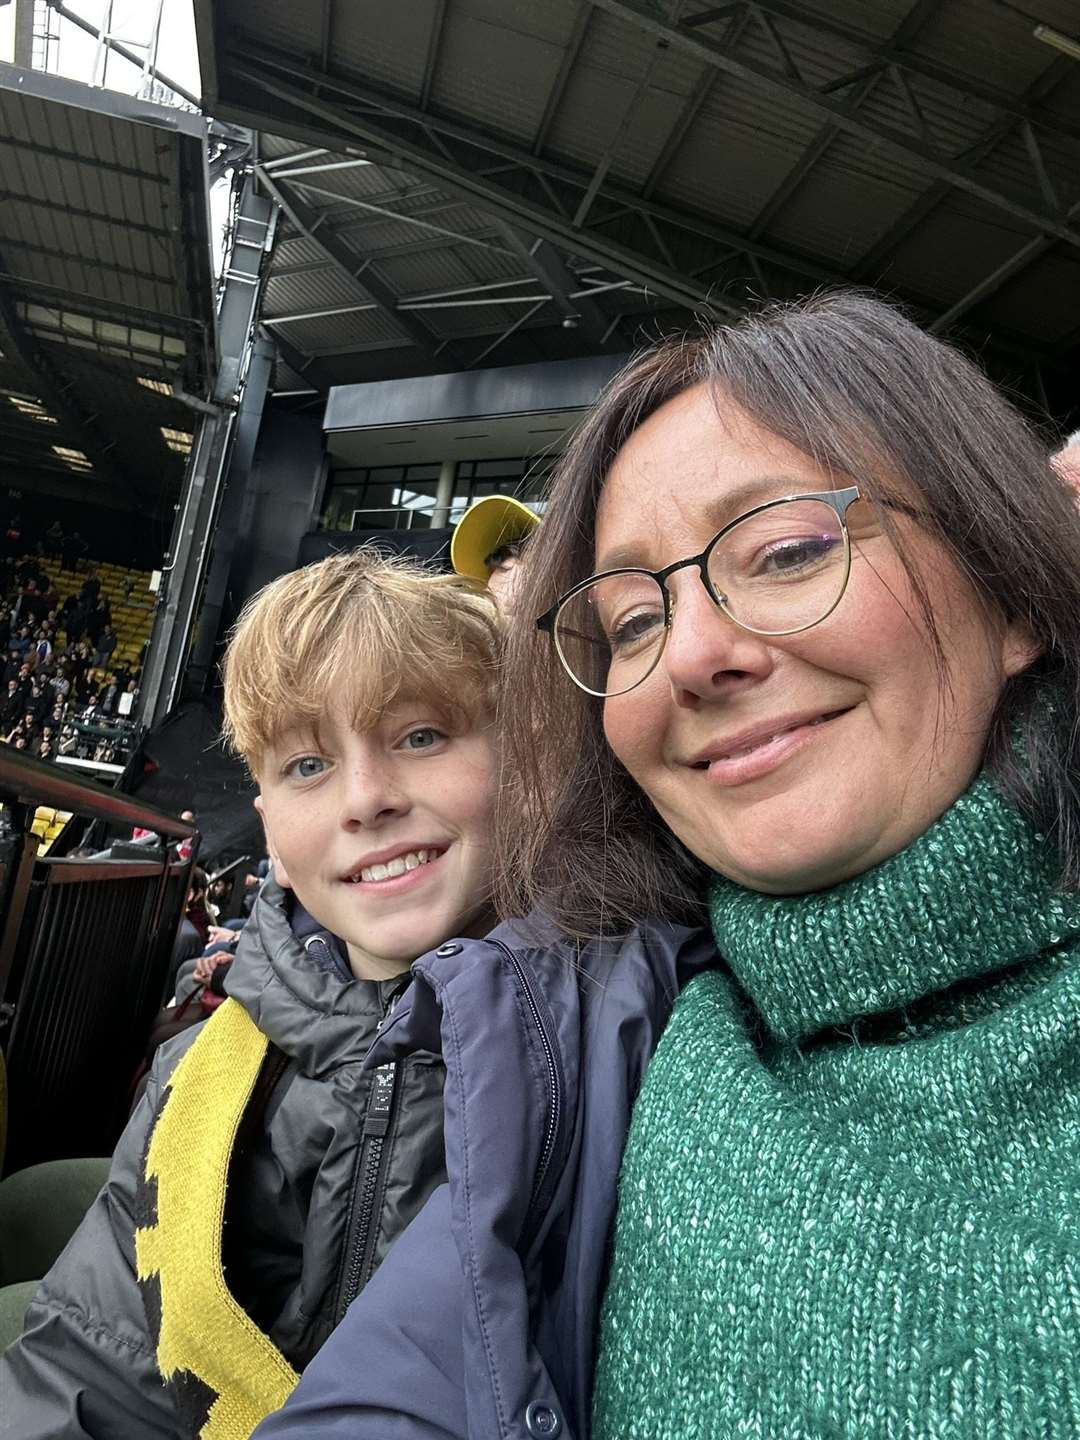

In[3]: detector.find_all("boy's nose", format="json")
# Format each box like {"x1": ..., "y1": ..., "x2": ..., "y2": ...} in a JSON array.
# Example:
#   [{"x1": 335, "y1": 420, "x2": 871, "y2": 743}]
[{"x1": 339, "y1": 762, "x2": 409, "y2": 829}]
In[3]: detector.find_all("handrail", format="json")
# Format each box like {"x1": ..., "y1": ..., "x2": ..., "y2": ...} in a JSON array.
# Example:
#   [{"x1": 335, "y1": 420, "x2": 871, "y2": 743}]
[{"x1": 0, "y1": 746, "x2": 196, "y2": 840}]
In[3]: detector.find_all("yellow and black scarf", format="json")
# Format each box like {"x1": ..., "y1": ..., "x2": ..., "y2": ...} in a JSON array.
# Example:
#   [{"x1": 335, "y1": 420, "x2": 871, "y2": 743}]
[{"x1": 134, "y1": 999, "x2": 299, "y2": 1440}]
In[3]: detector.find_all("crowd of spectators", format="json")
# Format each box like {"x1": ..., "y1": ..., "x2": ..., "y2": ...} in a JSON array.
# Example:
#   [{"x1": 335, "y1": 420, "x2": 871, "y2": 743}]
[{"x1": 0, "y1": 553, "x2": 141, "y2": 765}]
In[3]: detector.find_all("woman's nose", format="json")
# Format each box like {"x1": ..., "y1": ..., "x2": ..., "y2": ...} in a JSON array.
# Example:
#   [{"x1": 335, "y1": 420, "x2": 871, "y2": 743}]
[{"x1": 660, "y1": 573, "x2": 774, "y2": 704}]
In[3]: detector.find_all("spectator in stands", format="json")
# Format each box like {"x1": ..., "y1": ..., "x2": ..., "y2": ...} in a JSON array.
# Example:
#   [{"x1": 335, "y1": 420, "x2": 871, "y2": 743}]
[
  {"x1": 93, "y1": 623, "x2": 116, "y2": 669},
  {"x1": 9, "y1": 626, "x2": 30, "y2": 659},
  {"x1": 61, "y1": 529, "x2": 87, "y2": 572},
  {"x1": 28, "y1": 681, "x2": 50, "y2": 725},
  {"x1": 44, "y1": 519, "x2": 64, "y2": 559},
  {"x1": 450, "y1": 493, "x2": 539, "y2": 608},
  {"x1": 33, "y1": 629, "x2": 52, "y2": 669},
  {"x1": 1, "y1": 679, "x2": 22, "y2": 730},
  {"x1": 0, "y1": 548, "x2": 505, "y2": 1439},
  {"x1": 85, "y1": 599, "x2": 110, "y2": 648}
]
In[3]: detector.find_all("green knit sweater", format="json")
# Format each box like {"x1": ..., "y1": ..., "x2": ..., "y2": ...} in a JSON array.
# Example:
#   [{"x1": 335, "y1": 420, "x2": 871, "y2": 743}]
[{"x1": 592, "y1": 775, "x2": 1080, "y2": 1440}]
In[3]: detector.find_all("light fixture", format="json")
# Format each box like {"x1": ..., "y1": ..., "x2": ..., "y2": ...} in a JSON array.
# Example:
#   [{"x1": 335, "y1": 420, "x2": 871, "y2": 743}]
[{"x1": 1034, "y1": 23, "x2": 1080, "y2": 61}]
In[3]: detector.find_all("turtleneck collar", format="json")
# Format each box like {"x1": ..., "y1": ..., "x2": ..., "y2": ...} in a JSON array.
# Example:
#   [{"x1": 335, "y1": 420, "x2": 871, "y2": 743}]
[{"x1": 709, "y1": 773, "x2": 1080, "y2": 1044}]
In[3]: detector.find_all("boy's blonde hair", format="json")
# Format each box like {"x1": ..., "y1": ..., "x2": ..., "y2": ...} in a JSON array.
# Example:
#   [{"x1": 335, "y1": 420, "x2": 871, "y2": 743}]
[{"x1": 222, "y1": 548, "x2": 501, "y2": 776}]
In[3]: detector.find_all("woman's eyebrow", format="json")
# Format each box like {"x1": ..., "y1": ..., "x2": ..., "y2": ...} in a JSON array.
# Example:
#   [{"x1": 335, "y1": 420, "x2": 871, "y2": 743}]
[{"x1": 594, "y1": 474, "x2": 815, "y2": 573}]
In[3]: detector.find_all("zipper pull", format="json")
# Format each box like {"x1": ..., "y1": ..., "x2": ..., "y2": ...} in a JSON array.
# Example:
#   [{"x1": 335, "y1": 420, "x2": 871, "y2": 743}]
[{"x1": 362, "y1": 1062, "x2": 396, "y2": 1137}]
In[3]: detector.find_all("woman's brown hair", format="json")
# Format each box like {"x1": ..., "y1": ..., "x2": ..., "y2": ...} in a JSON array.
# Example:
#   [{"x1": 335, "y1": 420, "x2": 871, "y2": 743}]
[{"x1": 497, "y1": 290, "x2": 1080, "y2": 937}]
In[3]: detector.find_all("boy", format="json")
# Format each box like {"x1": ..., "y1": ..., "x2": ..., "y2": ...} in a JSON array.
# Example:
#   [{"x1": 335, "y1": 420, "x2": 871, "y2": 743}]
[{"x1": 0, "y1": 549, "x2": 502, "y2": 1440}]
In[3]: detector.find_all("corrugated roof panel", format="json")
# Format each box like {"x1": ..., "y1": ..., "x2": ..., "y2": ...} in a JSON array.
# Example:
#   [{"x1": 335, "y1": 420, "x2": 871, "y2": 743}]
[
  {"x1": 327, "y1": 0, "x2": 435, "y2": 100},
  {"x1": 455, "y1": 0, "x2": 582, "y2": 52},
  {"x1": 760, "y1": 0, "x2": 908, "y2": 40},
  {"x1": 978, "y1": 250, "x2": 1080, "y2": 344},
  {"x1": 372, "y1": 244, "x2": 525, "y2": 297},
  {"x1": 765, "y1": 157, "x2": 928, "y2": 267},
  {"x1": 265, "y1": 264, "x2": 373, "y2": 314},
  {"x1": 431, "y1": 11, "x2": 561, "y2": 146},
  {"x1": 873, "y1": 198, "x2": 1034, "y2": 307},
  {"x1": 288, "y1": 306, "x2": 410, "y2": 352},
  {"x1": 420, "y1": 300, "x2": 540, "y2": 339},
  {"x1": 653, "y1": 80, "x2": 818, "y2": 227},
  {"x1": 905, "y1": 0, "x2": 1079, "y2": 97},
  {"x1": 274, "y1": 232, "x2": 336, "y2": 270},
  {"x1": 233, "y1": 0, "x2": 315, "y2": 59},
  {"x1": 971, "y1": 127, "x2": 1080, "y2": 219}
]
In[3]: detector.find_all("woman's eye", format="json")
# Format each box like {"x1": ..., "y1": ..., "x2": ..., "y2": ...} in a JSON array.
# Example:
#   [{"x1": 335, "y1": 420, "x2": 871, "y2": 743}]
[
  {"x1": 286, "y1": 755, "x2": 326, "y2": 779},
  {"x1": 758, "y1": 536, "x2": 839, "y2": 575},
  {"x1": 608, "y1": 607, "x2": 665, "y2": 651},
  {"x1": 402, "y1": 727, "x2": 445, "y2": 751}
]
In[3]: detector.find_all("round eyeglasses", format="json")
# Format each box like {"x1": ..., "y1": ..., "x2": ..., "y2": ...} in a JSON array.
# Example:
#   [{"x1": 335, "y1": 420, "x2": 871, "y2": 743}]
[{"x1": 536, "y1": 487, "x2": 862, "y2": 698}]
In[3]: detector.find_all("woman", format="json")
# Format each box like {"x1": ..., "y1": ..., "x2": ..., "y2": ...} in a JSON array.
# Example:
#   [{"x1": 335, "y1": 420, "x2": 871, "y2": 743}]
[
  {"x1": 247, "y1": 291, "x2": 1080, "y2": 1440},
  {"x1": 500, "y1": 290, "x2": 1080, "y2": 1436}
]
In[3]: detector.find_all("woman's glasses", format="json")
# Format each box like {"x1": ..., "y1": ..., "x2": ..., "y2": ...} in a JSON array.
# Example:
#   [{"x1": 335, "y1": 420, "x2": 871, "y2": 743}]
[{"x1": 536, "y1": 487, "x2": 862, "y2": 698}]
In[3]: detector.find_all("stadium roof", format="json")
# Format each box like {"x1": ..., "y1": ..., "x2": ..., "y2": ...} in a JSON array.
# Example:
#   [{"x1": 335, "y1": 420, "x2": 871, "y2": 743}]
[
  {"x1": 196, "y1": 0, "x2": 1080, "y2": 421},
  {"x1": 0, "y1": 64, "x2": 217, "y2": 512}
]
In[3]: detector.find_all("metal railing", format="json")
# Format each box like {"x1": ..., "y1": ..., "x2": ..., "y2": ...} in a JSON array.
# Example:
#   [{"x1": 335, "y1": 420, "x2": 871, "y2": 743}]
[{"x1": 0, "y1": 748, "x2": 197, "y2": 1174}]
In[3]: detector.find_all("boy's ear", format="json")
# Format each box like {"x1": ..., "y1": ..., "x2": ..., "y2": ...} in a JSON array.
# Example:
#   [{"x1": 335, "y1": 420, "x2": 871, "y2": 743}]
[{"x1": 253, "y1": 795, "x2": 293, "y2": 891}]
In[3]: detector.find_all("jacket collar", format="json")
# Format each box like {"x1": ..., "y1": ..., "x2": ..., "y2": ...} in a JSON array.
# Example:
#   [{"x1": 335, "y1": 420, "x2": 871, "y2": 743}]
[{"x1": 224, "y1": 880, "x2": 408, "y2": 1077}]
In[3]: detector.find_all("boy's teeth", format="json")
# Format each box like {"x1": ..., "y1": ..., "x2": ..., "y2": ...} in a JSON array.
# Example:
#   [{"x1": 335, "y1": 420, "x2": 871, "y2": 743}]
[{"x1": 357, "y1": 849, "x2": 432, "y2": 883}]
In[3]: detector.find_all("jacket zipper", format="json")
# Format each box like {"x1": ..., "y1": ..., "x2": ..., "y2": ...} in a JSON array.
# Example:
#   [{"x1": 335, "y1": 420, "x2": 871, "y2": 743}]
[
  {"x1": 491, "y1": 939, "x2": 562, "y2": 1237},
  {"x1": 332, "y1": 981, "x2": 405, "y2": 1323}
]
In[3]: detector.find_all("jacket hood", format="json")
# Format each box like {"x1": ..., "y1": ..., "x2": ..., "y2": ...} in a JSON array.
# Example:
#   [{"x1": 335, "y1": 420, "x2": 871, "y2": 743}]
[{"x1": 225, "y1": 880, "x2": 405, "y2": 1078}]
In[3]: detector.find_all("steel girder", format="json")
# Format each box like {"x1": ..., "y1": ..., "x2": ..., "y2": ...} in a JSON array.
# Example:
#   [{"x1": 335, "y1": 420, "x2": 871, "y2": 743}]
[
  {"x1": 590, "y1": 0, "x2": 1080, "y2": 254},
  {"x1": 256, "y1": 164, "x2": 454, "y2": 365},
  {"x1": 223, "y1": 42, "x2": 1072, "y2": 363}
]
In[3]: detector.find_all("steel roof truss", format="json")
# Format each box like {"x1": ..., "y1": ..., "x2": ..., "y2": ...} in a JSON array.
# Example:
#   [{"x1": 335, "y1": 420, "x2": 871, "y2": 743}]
[
  {"x1": 852, "y1": 55, "x2": 1074, "y2": 284},
  {"x1": 495, "y1": 223, "x2": 609, "y2": 345},
  {"x1": 256, "y1": 166, "x2": 447, "y2": 363},
  {"x1": 232, "y1": 51, "x2": 837, "y2": 301},
  {"x1": 745, "y1": 0, "x2": 935, "y2": 242},
  {"x1": 595, "y1": 0, "x2": 1080, "y2": 252},
  {"x1": 711, "y1": 0, "x2": 1080, "y2": 146}
]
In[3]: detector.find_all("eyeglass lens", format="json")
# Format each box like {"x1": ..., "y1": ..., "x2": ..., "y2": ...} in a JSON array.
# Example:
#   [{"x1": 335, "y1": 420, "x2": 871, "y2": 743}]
[{"x1": 555, "y1": 498, "x2": 848, "y2": 696}]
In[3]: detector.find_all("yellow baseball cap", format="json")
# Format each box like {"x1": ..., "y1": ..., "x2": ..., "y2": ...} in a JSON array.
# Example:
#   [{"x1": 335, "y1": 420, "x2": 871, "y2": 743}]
[{"x1": 450, "y1": 495, "x2": 540, "y2": 582}]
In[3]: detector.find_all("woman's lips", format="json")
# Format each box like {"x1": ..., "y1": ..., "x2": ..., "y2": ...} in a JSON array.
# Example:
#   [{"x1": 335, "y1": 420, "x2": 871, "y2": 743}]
[{"x1": 697, "y1": 711, "x2": 846, "y2": 787}]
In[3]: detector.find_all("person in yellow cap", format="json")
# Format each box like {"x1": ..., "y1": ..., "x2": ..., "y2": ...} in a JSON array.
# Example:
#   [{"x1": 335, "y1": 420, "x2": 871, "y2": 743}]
[{"x1": 450, "y1": 495, "x2": 539, "y2": 608}]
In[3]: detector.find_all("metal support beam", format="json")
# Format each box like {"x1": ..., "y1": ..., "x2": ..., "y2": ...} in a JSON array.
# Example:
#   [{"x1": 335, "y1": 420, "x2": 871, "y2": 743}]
[
  {"x1": 420, "y1": 0, "x2": 447, "y2": 111},
  {"x1": 271, "y1": 331, "x2": 339, "y2": 394},
  {"x1": 45, "y1": 0, "x2": 200, "y2": 108},
  {"x1": 533, "y1": 3, "x2": 593, "y2": 155},
  {"x1": 233, "y1": 56, "x2": 756, "y2": 316},
  {"x1": 851, "y1": 54, "x2": 1074, "y2": 283},
  {"x1": 494, "y1": 223, "x2": 609, "y2": 345},
  {"x1": 214, "y1": 176, "x2": 276, "y2": 403},
  {"x1": 185, "y1": 330, "x2": 274, "y2": 689},
  {"x1": 590, "y1": 0, "x2": 1080, "y2": 252},
  {"x1": 711, "y1": 0, "x2": 1080, "y2": 145},
  {"x1": 138, "y1": 176, "x2": 276, "y2": 727},
  {"x1": 256, "y1": 165, "x2": 450, "y2": 363},
  {"x1": 430, "y1": 457, "x2": 456, "y2": 529},
  {"x1": 928, "y1": 196, "x2": 1080, "y2": 333},
  {"x1": 745, "y1": 0, "x2": 934, "y2": 240}
]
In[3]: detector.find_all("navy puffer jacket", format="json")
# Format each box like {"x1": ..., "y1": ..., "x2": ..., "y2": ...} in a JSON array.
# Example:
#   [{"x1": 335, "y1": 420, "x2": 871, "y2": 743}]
[{"x1": 252, "y1": 917, "x2": 714, "y2": 1440}]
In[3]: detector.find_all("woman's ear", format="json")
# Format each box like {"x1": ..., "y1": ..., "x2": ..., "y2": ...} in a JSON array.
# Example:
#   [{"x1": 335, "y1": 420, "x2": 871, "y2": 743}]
[{"x1": 1002, "y1": 620, "x2": 1043, "y2": 680}]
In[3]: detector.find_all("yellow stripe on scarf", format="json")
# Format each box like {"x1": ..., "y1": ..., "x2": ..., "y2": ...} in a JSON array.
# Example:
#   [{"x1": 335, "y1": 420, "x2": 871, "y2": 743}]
[{"x1": 135, "y1": 999, "x2": 299, "y2": 1439}]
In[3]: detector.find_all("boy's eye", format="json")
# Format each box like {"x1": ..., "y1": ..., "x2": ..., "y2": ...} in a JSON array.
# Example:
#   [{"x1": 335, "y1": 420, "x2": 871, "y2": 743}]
[
  {"x1": 401, "y1": 727, "x2": 445, "y2": 751},
  {"x1": 285, "y1": 754, "x2": 327, "y2": 779}
]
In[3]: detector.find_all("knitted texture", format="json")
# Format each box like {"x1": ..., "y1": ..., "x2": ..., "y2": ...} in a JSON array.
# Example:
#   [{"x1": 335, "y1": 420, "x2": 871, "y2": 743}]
[
  {"x1": 135, "y1": 1000, "x2": 299, "y2": 1440},
  {"x1": 592, "y1": 775, "x2": 1080, "y2": 1440}
]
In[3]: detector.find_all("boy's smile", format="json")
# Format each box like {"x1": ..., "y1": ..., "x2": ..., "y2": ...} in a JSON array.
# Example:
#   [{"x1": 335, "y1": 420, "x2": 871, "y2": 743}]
[{"x1": 255, "y1": 699, "x2": 496, "y2": 980}]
